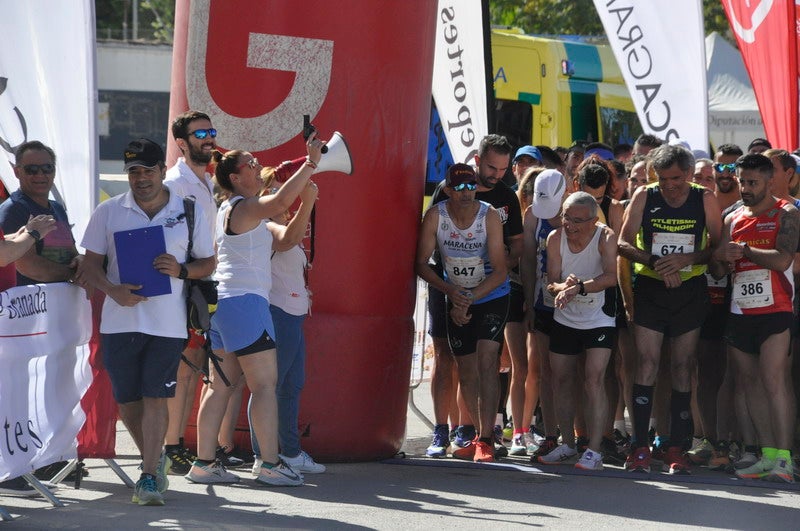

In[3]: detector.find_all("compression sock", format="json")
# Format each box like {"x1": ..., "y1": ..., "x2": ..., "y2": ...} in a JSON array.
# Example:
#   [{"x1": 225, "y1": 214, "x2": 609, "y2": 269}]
[
  {"x1": 632, "y1": 384, "x2": 654, "y2": 447},
  {"x1": 669, "y1": 390, "x2": 692, "y2": 448}
]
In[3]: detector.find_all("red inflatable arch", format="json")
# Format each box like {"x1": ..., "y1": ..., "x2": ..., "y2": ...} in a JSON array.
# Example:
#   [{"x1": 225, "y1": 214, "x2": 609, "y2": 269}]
[{"x1": 170, "y1": 0, "x2": 437, "y2": 460}]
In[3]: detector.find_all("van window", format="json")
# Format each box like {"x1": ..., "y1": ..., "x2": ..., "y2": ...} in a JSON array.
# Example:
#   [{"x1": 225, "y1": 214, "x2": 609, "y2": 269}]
[
  {"x1": 599, "y1": 107, "x2": 642, "y2": 146},
  {"x1": 494, "y1": 99, "x2": 532, "y2": 147}
]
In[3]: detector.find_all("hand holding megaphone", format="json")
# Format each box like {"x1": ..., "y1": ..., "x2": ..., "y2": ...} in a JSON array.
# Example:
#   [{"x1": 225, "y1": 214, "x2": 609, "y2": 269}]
[
  {"x1": 274, "y1": 118, "x2": 354, "y2": 183},
  {"x1": 303, "y1": 114, "x2": 328, "y2": 154}
]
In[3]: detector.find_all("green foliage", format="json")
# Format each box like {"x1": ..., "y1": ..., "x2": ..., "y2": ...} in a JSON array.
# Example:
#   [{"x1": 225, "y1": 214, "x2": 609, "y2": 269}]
[{"x1": 95, "y1": 0, "x2": 174, "y2": 43}]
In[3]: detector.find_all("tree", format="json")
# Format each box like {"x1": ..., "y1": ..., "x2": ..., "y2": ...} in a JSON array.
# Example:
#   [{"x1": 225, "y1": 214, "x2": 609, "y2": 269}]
[{"x1": 95, "y1": 0, "x2": 173, "y2": 43}]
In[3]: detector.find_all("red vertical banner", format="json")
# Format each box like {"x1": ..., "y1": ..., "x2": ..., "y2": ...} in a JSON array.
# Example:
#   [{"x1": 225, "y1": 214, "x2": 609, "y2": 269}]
[
  {"x1": 724, "y1": 0, "x2": 798, "y2": 149},
  {"x1": 170, "y1": 0, "x2": 438, "y2": 459}
]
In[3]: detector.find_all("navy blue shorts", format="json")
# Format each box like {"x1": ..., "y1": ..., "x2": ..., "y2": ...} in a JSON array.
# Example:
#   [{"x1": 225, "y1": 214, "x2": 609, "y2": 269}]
[
  {"x1": 101, "y1": 332, "x2": 184, "y2": 403},
  {"x1": 427, "y1": 281, "x2": 448, "y2": 339},
  {"x1": 446, "y1": 294, "x2": 510, "y2": 356}
]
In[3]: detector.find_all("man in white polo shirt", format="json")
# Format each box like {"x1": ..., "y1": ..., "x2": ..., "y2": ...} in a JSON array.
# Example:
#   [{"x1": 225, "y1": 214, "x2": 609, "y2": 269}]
[{"x1": 81, "y1": 138, "x2": 215, "y2": 506}]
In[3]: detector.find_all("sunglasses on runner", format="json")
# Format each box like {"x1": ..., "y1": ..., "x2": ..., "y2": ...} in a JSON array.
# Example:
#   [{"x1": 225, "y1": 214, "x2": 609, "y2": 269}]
[
  {"x1": 189, "y1": 128, "x2": 217, "y2": 140},
  {"x1": 451, "y1": 182, "x2": 477, "y2": 192},
  {"x1": 713, "y1": 163, "x2": 736, "y2": 173},
  {"x1": 22, "y1": 163, "x2": 55, "y2": 175}
]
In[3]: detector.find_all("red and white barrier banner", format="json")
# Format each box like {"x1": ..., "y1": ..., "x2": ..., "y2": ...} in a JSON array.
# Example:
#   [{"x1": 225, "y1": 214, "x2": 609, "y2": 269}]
[
  {"x1": 0, "y1": 1, "x2": 98, "y2": 243},
  {"x1": 432, "y1": 0, "x2": 488, "y2": 164},
  {"x1": 593, "y1": 0, "x2": 708, "y2": 152},
  {"x1": 724, "y1": 0, "x2": 798, "y2": 150},
  {"x1": 0, "y1": 283, "x2": 92, "y2": 481}
]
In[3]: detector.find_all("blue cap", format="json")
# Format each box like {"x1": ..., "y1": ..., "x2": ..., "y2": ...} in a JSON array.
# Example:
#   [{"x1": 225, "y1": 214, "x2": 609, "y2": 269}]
[
  {"x1": 584, "y1": 147, "x2": 614, "y2": 161},
  {"x1": 513, "y1": 145, "x2": 542, "y2": 163}
]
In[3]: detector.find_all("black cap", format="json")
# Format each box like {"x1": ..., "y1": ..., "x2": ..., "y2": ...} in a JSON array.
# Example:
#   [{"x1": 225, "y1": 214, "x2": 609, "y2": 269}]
[
  {"x1": 123, "y1": 138, "x2": 164, "y2": 171},
  {"x1": 446, "y1": 163, "x2": 477, "y2": 186}
]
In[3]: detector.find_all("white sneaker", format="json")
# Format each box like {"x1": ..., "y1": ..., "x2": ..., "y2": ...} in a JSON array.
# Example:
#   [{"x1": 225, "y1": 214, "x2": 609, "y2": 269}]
[
  {"x1": 537, "y1": 444, "x2": 577, "y2": 464},
  {"x1": 734, "y1": 451, "x2": 759, "y2": 470},
  {"x1": 252, "y1": 457, "x2": 263, "y2": 476},
  {"x1": 509, "y1": 434, "x2": 527, "y2": 456},
  {"x1": 575, "y1": 448, "x2": 604, "y2": 471},
  {"x1": 255, "y1": 459, "x2": 304, "y2": 487},
  {"x1": 185, "y1": 460, "x2": 240, "y2": 484},
  {"x1": 280, "y1": 450, "x2": 326, "y2": 474},
  {"x1": 524, "y1": 432, "x2": 540, "y2": 454}
]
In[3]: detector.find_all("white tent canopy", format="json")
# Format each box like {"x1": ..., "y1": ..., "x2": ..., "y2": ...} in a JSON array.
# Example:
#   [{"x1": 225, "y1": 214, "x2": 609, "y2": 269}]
[{"x1": 706, "y1": 31, "x2": 765, "y2": 152}]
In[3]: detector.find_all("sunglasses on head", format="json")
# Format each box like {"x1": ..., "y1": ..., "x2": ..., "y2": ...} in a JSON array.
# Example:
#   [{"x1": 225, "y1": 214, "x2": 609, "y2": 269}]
[
  {"x1": 451, "y1": 182, "x2": 477, "y2": 191},
  {"x1": 22, "y1": 163, "x2": 55, "y2": 175},
  {"x1": 189, "y1": 128, "x2": 217, "y2": 140},
  {"x1": 714, "y1": 163, "x2": 736, "y2": 173}
]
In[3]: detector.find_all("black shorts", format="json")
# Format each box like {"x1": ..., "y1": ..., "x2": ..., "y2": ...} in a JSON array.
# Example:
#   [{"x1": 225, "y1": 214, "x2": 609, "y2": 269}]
[
  {"x1": 427, "y1": 281, "x2": 448, "y2": 339},
  {"x1": 549, "y1": 320, "x2": 616, "y2": 355},
  {"x1": 700, "y1": 303, "x2": 728, "y2": 340},
  {"x1": 633, "y1": 274, "x2": 709, "y2": 337},
  {"x1": 724, "y1": 312, "x2": 793, "y2": 355},
  {"x1": 534, "y1": 308, "x2": 555, "y2": 335},
  {"x1": 102, "y1": 332, "x2": 184, "y2": 403},
  {"x1": 446, "y1": 295, "x2": 510, "y2": 356},
  {"x1": 506, "y1": 281, "x2": 525, "y2": 323}
]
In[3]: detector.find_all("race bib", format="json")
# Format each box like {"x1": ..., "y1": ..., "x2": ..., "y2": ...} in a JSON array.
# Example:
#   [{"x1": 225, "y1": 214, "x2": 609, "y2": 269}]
[
  {"x1": 733, "y1": 269, "x2": 773, "y2": 309},
  {"x1": 652, "y1": 232, "x2": 695, "y2": 272},
  {"x1": 445, "y1": 256, "x2": 485, "y2": 288},
  {"x1": 572, "y1": 291, "x2": 601, "y2": 308}
]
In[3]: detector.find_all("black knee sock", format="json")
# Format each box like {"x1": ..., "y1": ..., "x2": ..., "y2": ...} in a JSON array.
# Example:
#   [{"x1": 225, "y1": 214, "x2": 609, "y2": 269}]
[
  {"x1": 498, "y1": 371, "x2": 510, "y2": 423},
  {"x1": 632, "y1": 384, "x2": 654, "y2": 447},
  {"x1": 669, "y1": 390, "x2": 692, "y2": 448}
]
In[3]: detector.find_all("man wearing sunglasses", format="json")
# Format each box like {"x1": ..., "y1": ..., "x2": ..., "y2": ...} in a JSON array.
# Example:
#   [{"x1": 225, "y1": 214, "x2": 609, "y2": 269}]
[
  {"x1": 162, "y1": 110, "x2": 223, "y2": 476},
  {"x1": 0, "y1": 141, "x2": 82, "y2": 287},
  {"x1": 416, "y1": 163, "x2": 510, "y2": 463},
  {"x1": 713, "y1": 144, "x2": 744, "y2": 211}
]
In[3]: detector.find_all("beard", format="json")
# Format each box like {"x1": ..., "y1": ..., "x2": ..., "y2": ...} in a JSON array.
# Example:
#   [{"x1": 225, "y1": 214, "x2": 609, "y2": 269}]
[{"x1": 188, "y1": 142, "x2": 214, "y2": 165}]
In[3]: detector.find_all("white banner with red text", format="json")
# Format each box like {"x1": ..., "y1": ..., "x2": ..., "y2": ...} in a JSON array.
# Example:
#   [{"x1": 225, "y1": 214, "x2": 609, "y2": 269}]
[
  {"x1": 432, "y1": 0, "x2": 488, "y2": 165},
  {"x1": 0, "y1": 0, "x2": 98, "y2": 244},
  {"x1": 593, "y1": 0, "x2": 708, "y2": 153},
  {"x1": 0, "y1": 282, "x2": 92, "y2": 481}
]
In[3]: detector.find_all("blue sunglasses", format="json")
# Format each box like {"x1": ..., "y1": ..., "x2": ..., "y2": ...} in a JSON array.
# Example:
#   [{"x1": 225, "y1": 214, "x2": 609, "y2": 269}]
[
  {"x1": 451, "y1": 182, "x2": 477, "y2": 192},
  {"x1": 189, "y1": 128, "x2": 217, "y2": 140},
  {"x1": 714, "y1": 163, "x2": 736, "y2": 173}
]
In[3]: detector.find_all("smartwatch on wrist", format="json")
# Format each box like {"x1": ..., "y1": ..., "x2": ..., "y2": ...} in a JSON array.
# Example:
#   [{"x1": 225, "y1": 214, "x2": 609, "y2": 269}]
[
  {"x1": 26, "y1": 229, "x2": 41, "y2": 242},
  {"x1": 578, "y1": 280, "x2": 586, "y2": 296},
  {"x1": 648, "y1": 254, "x2": 659, "y2": 269},
  {"x1": 178, "y1": 264, "x2": 189, "y2": 280}
]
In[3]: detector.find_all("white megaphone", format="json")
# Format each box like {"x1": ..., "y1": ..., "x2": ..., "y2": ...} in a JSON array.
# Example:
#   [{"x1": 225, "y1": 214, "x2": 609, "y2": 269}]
[
  {"x1": 314, "y1": 131, "x2": 352, "y2": 175},
  {"x1": 274, "y1": 131, "x2": 353, "y2": 182}
]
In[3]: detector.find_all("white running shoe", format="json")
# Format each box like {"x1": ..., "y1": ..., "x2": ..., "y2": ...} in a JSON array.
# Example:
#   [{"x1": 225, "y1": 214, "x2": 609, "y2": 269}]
[
  {"x1": 280, "y1": 450, "x2": 326, "y2": 474},
  {"x1": 252, "y1": 457, "x2": 263, "y2": 476},
  {"x1": 255, "y1": 459, "x2": 304, "y2": 487},
  {"x1": 575, "y1": 448, "x2": 604, "y2": 471},
  {"x1": 524, "y1": 432, "x2": 541, "y2": 454},
  {"x1": 509, "y1": 434, "x2": 527, "y2": 456},
  {"x1": 185, "y1": 460, "x2": 240, "y2": 484},
  {"x1": 537, "y1": 444, "x2": 577, "y2": 464}
]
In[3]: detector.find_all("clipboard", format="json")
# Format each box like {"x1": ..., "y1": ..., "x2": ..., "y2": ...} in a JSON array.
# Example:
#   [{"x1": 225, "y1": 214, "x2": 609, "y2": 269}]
[{"x1": 113, "y1": 225, "x2": 172, "y2": 297}]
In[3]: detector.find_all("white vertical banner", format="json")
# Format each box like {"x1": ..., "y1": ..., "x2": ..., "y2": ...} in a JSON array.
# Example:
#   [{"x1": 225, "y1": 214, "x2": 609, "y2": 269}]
[
  {"x1": 593, "y1": 0, "x2": 708, "y2": 152},
  {"x1": 0, "y1": 0, "x2": 97, "y2": 244},
  {"x1": 432, "y1": 0, "x2": 488, "y2": 164}
]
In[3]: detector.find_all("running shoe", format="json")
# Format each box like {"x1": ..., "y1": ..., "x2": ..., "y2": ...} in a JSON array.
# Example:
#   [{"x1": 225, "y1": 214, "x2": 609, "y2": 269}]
[
  {"x1": 766, "y1": 458, "x2": 795, "y2": 483},
  {"x1": 216, "y1": 445, "x2": 245, "y2": 468},
  {"x1": 625, "y1": 446, "x2": 651, "y2": 473},
  {"x1": 663, "y1": 446, "x2": 691, "y2": 475},
  {"x1": 537, "y1": 444, "x2": 577, "y2": 465},
  {"x1": 575, "y1": 448, "x2": 604, "y2": 471},
  {"x1": 502, "y1": 424, "x2": 514, "y2": 442},
  {"x1": 650, "y1": 445, "x2": 666, "y2": 467},
  {"x1": 493, "y1": 425, "x2": 508, "y2": 458},
  {"x1": 474, "y1": 441, "x2": 495, "y2": 463},
  {"x1": 452, "y1": 425, "x2": 476, "y2": 448},
  {"x1": 530, "y1": 437, "x2": 557, "y2": 463},
  {"x1": 600, "y1": 436, "x2": 626, "y2": 465},
  {"x1": 280, "y1": 451, "x2": 325, "y2": 474},
  {"x1": 166, "y1": 445, "x2": 193, "y2": 475},
  {"x1": 708, "y1": 441, "x2": 731, "y2": 471},
  {"x1": 426, "y1": 424, "x2": 450, "y2": 458},
  {"x1": 452, "y1": 440, "x2": 477, "y2": 460},
  {"x1": 509, "y1": 434, "x2": 527, "y2": 456},
  {"x1": 735, "y1": 458, "x2": 775, "y2": 479},
  {"x1": 687, "y1": 438, "x2": 713, "y2": 465},
  {"x1": 255, "y1": 460, "x2": 304, "y2": 487},
  {"x1": 185, "y1": 459, "x2": 240, "y2": 484},
  {"x1": 132, "y1": 475, "x2": 164, "y2": 506},
  {"x1": 523, "y1": 432, "x2": 540, "y2": 454},
  {"x1": 155, "y1": 452, "x2": 170, "y2": 493},
  {"x1": 252, "y1": 457, "x2": 263, "y2": 476},
  {"x1": 733, "y1": 451, "x2": 759, "y2": 470}
]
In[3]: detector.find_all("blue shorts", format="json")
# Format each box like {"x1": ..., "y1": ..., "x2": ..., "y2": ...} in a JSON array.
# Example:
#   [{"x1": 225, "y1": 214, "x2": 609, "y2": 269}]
[
  {"x1": 101, "y1": 332, "x2": 184, "y2": 403},
  {"x1": 210, "y1": 294, "x2": 276, "y2": 353}
]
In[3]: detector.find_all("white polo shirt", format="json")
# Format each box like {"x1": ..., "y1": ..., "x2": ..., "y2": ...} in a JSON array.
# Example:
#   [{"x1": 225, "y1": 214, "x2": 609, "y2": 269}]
[
  {"x1": 165, "y1": 157, "x2": 217, "y2": 235},
  {"x1": 81, "y1": 188, "x2": 215, "y2": 338}
]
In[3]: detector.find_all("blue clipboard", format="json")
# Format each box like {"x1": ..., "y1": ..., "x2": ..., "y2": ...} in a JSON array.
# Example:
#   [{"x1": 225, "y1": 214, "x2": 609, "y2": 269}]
[{"x1": 113, "y1": 225, "x2": 172, "y2": 297}]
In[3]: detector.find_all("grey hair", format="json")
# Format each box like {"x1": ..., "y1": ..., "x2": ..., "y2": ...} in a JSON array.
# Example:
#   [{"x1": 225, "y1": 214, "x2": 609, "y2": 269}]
[
  {"x1": 563, "y1": 191, "x2": 598, "y2": 218},
  {"x1": 650, "y1": 144, "x2": 695, "y2": 172}
]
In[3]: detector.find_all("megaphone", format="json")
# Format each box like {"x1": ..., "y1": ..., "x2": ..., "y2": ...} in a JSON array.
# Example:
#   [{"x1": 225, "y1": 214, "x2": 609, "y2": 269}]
[{"x1": 274, "y1": 132, "x2": 353, "y2": 182}]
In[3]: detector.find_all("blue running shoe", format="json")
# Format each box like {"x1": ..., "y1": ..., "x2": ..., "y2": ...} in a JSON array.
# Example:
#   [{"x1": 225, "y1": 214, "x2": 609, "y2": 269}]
[
  {"x1": 426, "y1": 424, "x2": 449, "y2": 458},
  {"x1": 453, "y1": 425, "x2": 476, "y2": 448}
]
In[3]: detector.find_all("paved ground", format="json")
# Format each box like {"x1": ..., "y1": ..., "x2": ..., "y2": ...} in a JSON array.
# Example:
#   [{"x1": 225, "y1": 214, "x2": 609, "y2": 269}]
[{"x1": 2, "y1": 381, "x2": 799, "y2": 530}]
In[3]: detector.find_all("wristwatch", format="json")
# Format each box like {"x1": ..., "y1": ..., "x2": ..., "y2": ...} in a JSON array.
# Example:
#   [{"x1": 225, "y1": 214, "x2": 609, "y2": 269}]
[
  {"x1": 26, "y1": 229, "x2": 41, "y2": 242},
  {"x1": 178, "y1": 264, "x2": 189, "y2": 280},
  {"x1": 578, "y1": 280, "x2": 586, "y2": 296}
]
